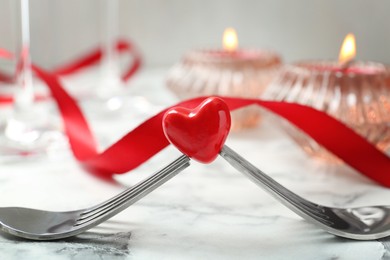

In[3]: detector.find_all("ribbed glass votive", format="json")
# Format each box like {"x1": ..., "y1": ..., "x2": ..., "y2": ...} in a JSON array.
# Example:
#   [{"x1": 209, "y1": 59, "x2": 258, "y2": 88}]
[
  {"x1": 167, "y1": 49, "x2": 281, "y2": 130},
  {"x1": 262, "y1": 61, "x2": 390, "y2": 161}
]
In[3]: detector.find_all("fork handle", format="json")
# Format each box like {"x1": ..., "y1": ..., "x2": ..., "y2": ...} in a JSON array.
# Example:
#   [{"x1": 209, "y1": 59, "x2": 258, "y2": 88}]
[{"x1": 219, "y1": 145, "x2": 311, "y2": 216}]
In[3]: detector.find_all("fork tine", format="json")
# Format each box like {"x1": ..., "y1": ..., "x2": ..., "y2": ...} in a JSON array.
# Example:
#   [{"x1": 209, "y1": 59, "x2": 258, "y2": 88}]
[
  {"x1": 219, "y1": 146, "x2": 336, "y2": 226},
  {"x1": 74, "y1": 172, "x2": 172, "y2": 224},
  {"x1": 256, "y1": 177, "x2": 335, "y2": 226},
  {"x1": 81, "y1": 155, "x2": 188, "y2": 216},
  {"x1": 264, "y1": 181, "x2": 332, "y2": 220},
  {"x1": 74, "y1": 155, "x2": 190, "y2": 227}
]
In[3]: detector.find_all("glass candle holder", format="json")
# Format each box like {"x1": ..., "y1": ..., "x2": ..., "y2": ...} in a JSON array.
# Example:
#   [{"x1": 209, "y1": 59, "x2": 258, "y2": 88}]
[
  {"x1": 167, "y1": 49, "x2": 281, "y2": 130},
  {"x1": 262, "y1": 61, "x2": 390, "y2": 161}
]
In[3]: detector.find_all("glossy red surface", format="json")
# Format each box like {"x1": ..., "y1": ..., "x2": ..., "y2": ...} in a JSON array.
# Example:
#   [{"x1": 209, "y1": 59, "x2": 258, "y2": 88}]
[{"x1": 163, "y1": 97, "x2": 231, "y2": 163}]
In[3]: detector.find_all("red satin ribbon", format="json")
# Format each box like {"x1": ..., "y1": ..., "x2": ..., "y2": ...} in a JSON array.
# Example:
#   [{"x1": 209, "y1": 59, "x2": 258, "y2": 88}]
[
  {"x1": 0, "y1": 50, "x2": 14, "y2": 84},
  {"x1": 0, "y1": 39, "x2": 141, "y2": 104},
  {"x1": 2, "y1": 45, "x2": 390, "y2": 187},
  {"x1": 32, "y1": 65, "x2": 390, "y2": 186},
  {"x1": 51, "y1": 39, "x2": 141, "y2": 82}
]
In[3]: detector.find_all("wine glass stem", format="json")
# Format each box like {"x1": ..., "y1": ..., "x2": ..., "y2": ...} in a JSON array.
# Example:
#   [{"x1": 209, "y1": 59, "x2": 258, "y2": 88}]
[
  {"x1": 101, "y1": 0, "x2": 120, "y2": 81},
  {"x1": 14, "y1": 0, "x2": 34, "y2": 112}
]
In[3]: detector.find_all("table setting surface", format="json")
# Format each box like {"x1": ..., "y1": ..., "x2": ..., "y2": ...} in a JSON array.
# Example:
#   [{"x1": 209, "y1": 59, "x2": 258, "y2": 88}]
[{"x1": 0, "y1": 68, "x2": 389, "y2": 260}]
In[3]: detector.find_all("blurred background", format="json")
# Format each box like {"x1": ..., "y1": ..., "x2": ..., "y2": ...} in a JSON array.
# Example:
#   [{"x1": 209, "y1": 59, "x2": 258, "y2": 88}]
[{"x1": 0, "y1": 0, "x2": 389, "y2": 68}]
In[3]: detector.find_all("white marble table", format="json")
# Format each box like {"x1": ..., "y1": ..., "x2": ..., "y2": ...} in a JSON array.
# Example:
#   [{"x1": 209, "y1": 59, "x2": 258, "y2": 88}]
[{"x1": 0, "y1": 68, "x2": 389, "y2": 259}]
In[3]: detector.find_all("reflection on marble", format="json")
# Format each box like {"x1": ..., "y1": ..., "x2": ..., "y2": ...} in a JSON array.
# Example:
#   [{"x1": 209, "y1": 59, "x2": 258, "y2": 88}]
[
  {"x1": 0, "y1": 69, "x2": 389, "y2": 259},
  {"x1": 0, "y1": 231, "x2": 131, "y2": 260}
]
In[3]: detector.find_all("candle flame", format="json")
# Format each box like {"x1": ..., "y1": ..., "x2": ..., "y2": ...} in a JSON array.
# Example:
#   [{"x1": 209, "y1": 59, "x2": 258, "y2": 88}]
[
  {"x1": 338, "y1": 33, "x2": 356, "y2": 64},
  {"x1": 223, "y1": 28, "x2": 239, "y2": 51}
]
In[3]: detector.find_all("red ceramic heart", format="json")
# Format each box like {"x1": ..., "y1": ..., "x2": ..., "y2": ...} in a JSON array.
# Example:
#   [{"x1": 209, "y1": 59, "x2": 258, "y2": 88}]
[{"x1": 162, "y1": 97, "x2": 231, "y2": 163}]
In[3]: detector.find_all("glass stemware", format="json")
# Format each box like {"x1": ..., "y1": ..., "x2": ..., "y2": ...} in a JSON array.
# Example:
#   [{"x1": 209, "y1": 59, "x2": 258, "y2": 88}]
[
  {"x1": 92, "y1": 0, "x2": 124, "y2": 112},
  {"x1": 0, "y1": 0, "x2": 67, "y2": 160},
  {"x1": 80, "y1": 0, "x2": 155, "y2": 119}
]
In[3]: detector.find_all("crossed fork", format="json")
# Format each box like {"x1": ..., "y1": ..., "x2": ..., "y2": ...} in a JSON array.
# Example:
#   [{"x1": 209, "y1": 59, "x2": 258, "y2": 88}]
[{"x1": 1, "y1": 97, "x2": 389, "y2": 241}]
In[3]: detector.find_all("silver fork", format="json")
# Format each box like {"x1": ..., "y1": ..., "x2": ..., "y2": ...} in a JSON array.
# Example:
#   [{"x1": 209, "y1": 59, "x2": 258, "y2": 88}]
[
  {"x1": 2, "y1": 146, "x2": 390, "y2": 241},
  {"x1": 220, "y1": 145, "x2": 390, "y2": 240},
  {"x1": 0, "y1": 155, "x2": 190, "y2": 240}
]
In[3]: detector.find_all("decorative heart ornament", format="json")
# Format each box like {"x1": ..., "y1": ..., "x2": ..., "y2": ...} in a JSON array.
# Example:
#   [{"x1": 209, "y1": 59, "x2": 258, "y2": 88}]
[{"x1": 163, "y1": 97, "x2": 231, "y2": 163}]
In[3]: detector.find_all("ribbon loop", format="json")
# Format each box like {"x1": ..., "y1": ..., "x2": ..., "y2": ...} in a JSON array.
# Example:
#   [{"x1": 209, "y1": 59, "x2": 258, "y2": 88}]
[{"x1": 0, "y1": 39, "x2": 141, "y2": 104}]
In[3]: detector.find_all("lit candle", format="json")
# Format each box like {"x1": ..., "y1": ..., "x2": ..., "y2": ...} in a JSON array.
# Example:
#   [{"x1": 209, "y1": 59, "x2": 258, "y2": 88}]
[
  {"x1": 263, "y1": 33, "x2": 390, "y2": 161},
  {"x1": 338, "y1": 33, "x2": 356, "y2": 67},
  {"x1": 167, "y1": 28, "x2": 282, "y2": 130},
  {"x1": 223, "y1": 27, "x2": 239, "y2": 52},
  {"x1": 304, "y1": 34, "x2": 382, "y2": 75}
]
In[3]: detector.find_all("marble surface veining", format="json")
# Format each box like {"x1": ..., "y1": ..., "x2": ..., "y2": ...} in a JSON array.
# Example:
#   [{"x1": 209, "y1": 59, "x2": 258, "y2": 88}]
[{"x1": 0, "y1": 68, "x2": 389, "y2": 259}]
